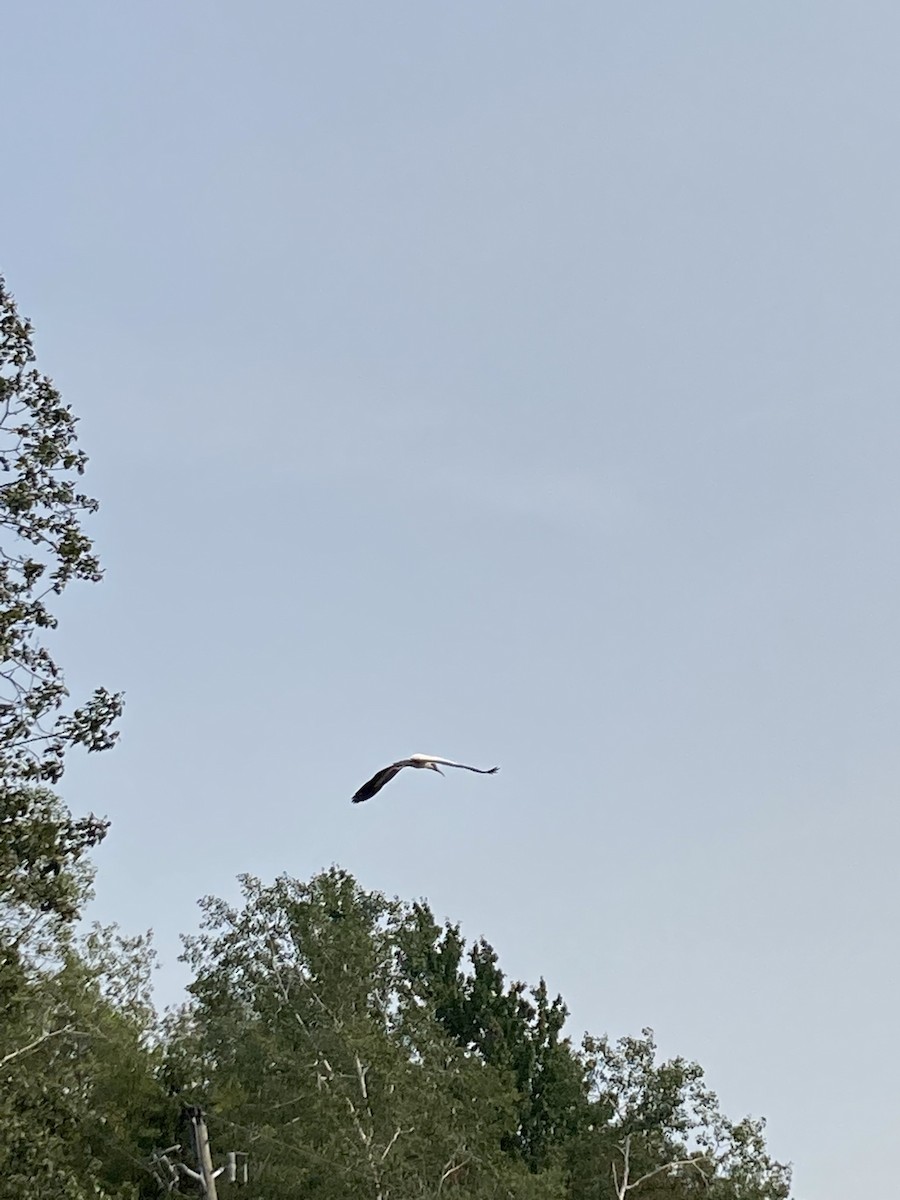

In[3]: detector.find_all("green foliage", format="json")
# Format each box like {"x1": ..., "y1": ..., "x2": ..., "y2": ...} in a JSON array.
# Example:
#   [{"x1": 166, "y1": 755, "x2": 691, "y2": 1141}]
[
  {"x1": 400, "y1": 902, "x2": 589, "y2": 1172},
  {"x1": 0, "y1": 787, "x2": 98, "y2": 936},
  {"x1": 0, "y1": 922, "x2": 173, "y2": 1200},
  {"x1": 567, "y1": 1029, "x2": 792, "y2": 1200},
  {"x1": 174, "y1": 868, "x2": 560, "y2": 1199},
  {"x1": 170, "y1": 869, "x2": 791, "y2": 1200},
  {"x1": 0, "y1": 277, "x2": 121, "y2": 922},
  {"x1": 0, "y1": 279, "x2": 159, "y2": 1198}
]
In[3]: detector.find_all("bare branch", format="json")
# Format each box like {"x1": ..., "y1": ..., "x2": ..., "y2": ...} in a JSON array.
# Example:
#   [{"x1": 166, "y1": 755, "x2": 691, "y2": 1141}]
[
  {"x1": 0, "y1": 1024, "x2": 90, "y2": 1067},
  {"x1": 355, "y1": 1053, "x2": 369, "y2": 1101},
  {"x1": 438, "y1": 1158, "x2": 469, "y2": 1192},
  {"x1": 627, "y1": 1157, "x2": 710, "y2": 1192},
  {"x1": 380, "y1": 1125, "x2": 412, "y2": 1163},
  {"x1": 612, "y1": 1134, "x2": 712, "y2": 1199}
]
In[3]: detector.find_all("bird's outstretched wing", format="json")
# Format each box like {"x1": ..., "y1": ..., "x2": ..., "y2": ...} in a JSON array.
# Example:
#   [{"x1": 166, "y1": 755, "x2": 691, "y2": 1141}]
[
  {"x1": 411, "y1": 755, "x2": 500, "y2": 775},
  {"x1": 351, "y1": 761, "x2": 406, "y2": 803}
]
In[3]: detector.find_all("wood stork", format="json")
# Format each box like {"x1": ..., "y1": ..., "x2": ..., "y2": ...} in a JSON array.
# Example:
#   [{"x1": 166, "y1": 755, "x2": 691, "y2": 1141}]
[{"x1": 351, "y1": 754, "x2": 499, "y2": 804}]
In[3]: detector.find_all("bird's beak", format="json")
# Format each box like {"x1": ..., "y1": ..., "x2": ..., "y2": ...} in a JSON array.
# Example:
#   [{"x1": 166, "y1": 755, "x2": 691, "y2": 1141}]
[{"x1": 431, "y1": 764, "x2": 444, "y2": 775}]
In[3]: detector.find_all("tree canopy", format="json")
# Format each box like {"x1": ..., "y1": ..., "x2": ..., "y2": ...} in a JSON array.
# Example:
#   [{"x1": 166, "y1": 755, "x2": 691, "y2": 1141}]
[
  {"x1": 0, "y1": 276, "x2": 122, "y2": 923},
  {"x1": 167, "y1": 867, "x2": 790, "y2": 1200}
]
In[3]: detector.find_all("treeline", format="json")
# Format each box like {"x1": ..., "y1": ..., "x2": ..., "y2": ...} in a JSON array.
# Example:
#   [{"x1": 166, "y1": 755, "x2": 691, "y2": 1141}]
[
  {"x1": 1, "y1": 860, "x2": 792, "y2": 1200},
  {"x1": 0, "y1": 277, "x2": 792, "y2": 1199}
]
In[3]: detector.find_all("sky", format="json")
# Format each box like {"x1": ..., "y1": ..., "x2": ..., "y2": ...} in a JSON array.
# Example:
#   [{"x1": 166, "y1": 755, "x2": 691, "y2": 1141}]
[{"x1": 4, "y1": 2, "x2": 900, "y2": 1195}]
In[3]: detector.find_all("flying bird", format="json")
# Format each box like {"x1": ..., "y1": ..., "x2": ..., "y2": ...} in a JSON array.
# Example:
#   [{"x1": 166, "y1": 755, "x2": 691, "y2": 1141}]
[{"x1": 351, "y1": 754, "x2": 499, "y2": 804}]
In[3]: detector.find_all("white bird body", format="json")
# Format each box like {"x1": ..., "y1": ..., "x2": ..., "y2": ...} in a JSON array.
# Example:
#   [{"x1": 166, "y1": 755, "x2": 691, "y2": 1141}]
[{"x1": 351, "y1": 753, "x2": 499, "y2": 803}]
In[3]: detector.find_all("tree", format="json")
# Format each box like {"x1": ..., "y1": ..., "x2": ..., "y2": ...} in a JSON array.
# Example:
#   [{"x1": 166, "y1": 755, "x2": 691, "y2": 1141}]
[
  {"x1": 174, "y1": 869, "x2": 792, "y2": 1200},
  {"x1": 0, "y1": 277, "x2": 155, "y2": 1200},
  {"x1": 0, "y1": 918, "x2": 171, "y2": 1200},
  {"x1": 399, "y1": 902, "x2": 589, "y2": 1173},
  {"x1": 1, "y1": 786, "x2": 98, "y2": 933},
  {"x1": 567, "y1": 1028, "x2": 792, "y2": 1200},
  {"x1": 174, "y1": 869, "x2": 565, "y2": 1199},
  {"x1": 0, "y1": 276, "x2": 121, "y2": 919}
]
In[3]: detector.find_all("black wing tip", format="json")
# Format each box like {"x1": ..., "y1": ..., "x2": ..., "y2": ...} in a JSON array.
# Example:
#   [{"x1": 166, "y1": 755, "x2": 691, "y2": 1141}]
[{"x1": 489, "y1": 766, "x2": 500, "y2": 774}]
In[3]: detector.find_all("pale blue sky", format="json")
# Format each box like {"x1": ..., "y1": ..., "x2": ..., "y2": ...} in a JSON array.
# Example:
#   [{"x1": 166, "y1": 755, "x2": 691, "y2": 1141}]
[{"x1": 5, "y1": 3, "x2": 900, "y2": 1195}]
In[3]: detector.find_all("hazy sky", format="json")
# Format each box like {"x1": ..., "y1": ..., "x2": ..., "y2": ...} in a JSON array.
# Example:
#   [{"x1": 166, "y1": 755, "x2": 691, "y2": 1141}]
[{"x1": 5, "y1": 3, "x2": 900, "y2": 1195}]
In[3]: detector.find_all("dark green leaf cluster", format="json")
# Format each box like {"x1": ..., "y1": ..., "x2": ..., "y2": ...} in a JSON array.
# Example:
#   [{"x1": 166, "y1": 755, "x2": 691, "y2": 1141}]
[
  {"x1": 0, "y1": 921, "x2": 176, "y2": 1200},
  {"x1": 0, "y1": 276, "x2": 121, "y2": 799},
  {"x1": 0, "y1": 278, "x2": 121, "y2": 946},
  {"x1": 400, "y1": 903, "x2": 588, "y2": 1173}
]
